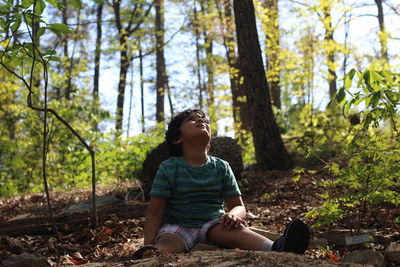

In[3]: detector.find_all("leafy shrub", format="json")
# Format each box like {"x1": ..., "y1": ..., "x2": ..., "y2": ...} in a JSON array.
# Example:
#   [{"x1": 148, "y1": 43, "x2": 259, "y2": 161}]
[{"x1": 306, "y1": 69, "x2": 400, "y2": 232}]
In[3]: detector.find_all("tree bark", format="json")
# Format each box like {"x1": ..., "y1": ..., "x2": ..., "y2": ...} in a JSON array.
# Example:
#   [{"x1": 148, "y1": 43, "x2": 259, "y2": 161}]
[
  {"x1": 233, "y1": 0, "x2": 292, "y2": 170},
  {"x1": 322, "y1": 6, "x2": 337, "y2": 98},
  {"x1": 139, "y1": 39, "x2": 145, "y2": 133},
  {"x1": 0, "y1": 202, "x2": 148, "y2": 236},
  {"x1": 264, "y1": 0, "x2": 281, "y2": 109},
  {"x1": 375, "y1": 0, "x2": 388, "y2": 61},
  {"x1": 93, "y1": 0, "x2": 103, "y2": 105},
  {"x1": 58, "y1": 0, "x2": 68, "y2": 100},
  {"x1": 115, "y1": 38, "x2": 130, "y2": 132},
  {"x1": 155, "y1": 0, "x2": 166, "y2": 123},
  {"x1": 216, "y1": 0, "x2": 250, "y2": 138},
  {"x1": 193, "y1": 2, "x2": 204, "y2": 109},
  {"x1": 200, "y1": 0, "x2": 217, "y2": 134},
  {"x1": 112, "y1": 1, "x2": 152, "y2": 134}
]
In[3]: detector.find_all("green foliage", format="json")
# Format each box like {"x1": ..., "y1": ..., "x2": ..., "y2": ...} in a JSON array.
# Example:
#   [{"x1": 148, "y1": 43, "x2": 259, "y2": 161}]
[
  {"x1": 329, "y1": 69, "x2": 400, "y2": 135},
  {"x1": 306, "y1": 69, "x2": 400, "y2": 232},
  {"x1": 236, "y1": 130, "x2": 256, "y2": 166},
  {"x1": 277, "y1": 103, "x2": 349, "y2": 164},
  {"x1": 0, "y1": 102, "x2": 165, "y2": 196},
  {"x1": 94, "y1": 125, "x2": 165, "y2": 187}
]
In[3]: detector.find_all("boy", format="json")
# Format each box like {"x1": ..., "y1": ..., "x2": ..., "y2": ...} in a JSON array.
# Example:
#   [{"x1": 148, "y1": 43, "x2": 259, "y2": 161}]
[{"x1": 132, "y1": 109, "x2": 309, "y2": 259}]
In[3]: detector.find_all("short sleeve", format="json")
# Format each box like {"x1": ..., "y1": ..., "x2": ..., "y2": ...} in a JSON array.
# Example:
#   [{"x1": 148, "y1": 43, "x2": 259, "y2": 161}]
[
  {"x1": 149, "y1": 165, "x2": 172, "y2": 198},
  {"x1": 221, "y1": 162, "x2": 241, "y2": 198}
]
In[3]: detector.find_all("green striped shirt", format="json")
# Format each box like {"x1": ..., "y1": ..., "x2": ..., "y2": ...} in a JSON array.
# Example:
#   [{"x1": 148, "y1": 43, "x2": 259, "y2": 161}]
[{"x1": 150, "y1": 156, "x2": 241, "y2": 227}]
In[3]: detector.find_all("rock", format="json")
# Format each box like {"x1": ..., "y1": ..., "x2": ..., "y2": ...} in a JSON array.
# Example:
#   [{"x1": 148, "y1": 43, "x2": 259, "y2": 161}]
[
  {"x1": 342, "y1": 250, "x2": 384, "y2": 267},
  {"x1": 138, "y1": 137, "x2": 244, "y2": 199},
  {"x1": 387, "y1": 242, "x2": 400, "y2": 252},
  {"x1": 309, "y1": 237, "x2": 328, "y2": 249},
  {"x1": 191, "y1": 243, "x2": 219, "y2": 251},
  {"x1": 58, "y1": 194, "x2": 123, "y2": 215},
  {"x1": 208, "y1": 137, "x2": 243, "y2": 180},
  {"x1": 0, "y1": 253, "x2": 50, "y2": 267},
  {"x1": 319, "y1": 229, "x2": 374, "y2": 246},
  {"x1": 0, "y1": 237, "x2": 24, "y2": 254},
  {"x1": 385, "y1": 242, "x2": 400, "y2": 266},
  {"x1": 385, "y1": 250, "x2": 400, "y2": 266},
  {"x1": 7, "y1": 213, "x2": 35, "y2": 221},
  {"x1": 69, "y1": 263, "x2": 121, "y2": 267},
  {"x1": 128, "y1": 250, "x2": 345, "y2": 267}
]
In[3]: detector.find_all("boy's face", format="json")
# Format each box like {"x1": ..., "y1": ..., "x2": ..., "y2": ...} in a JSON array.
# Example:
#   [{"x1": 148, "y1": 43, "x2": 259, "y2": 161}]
[{"x1": 178, "y1": 112, "x2": 211, "y2": 143}]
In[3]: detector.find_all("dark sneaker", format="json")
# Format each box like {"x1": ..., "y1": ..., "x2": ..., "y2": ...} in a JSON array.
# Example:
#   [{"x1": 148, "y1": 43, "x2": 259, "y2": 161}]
[
  {"x1": 131, "y1": 245, "x2": 158, "y2": 260},
  {"x1": 272, "y1": 219, "x2": 310, "y2": 254}
]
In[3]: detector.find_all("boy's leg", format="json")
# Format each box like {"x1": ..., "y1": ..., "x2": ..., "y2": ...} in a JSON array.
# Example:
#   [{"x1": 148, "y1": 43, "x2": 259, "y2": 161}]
[
  {"x1": 206, "y1": 219, "x2": 309, "y2": 254},
  {"x1": 154, "y1": 224, "x2": 198, "y2": 253},
  {"x1": 206, "y1": 223, "x2": 271, "y2": 251},
  {"x1": 156, "y1": 234, "x2": 186, "y2": 253}
]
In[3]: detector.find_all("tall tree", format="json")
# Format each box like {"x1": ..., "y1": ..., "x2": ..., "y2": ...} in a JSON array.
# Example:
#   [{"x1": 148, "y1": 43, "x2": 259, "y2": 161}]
[
  {"x1": 263, "y1": 0, "x2": 281, "y2": 109},
  {"x1": 215, "y1": 0, "x2": 250, "y2": 138},
  {"x1": 321, "y1": 1, "x2": 337, "y2": 98},
  {"x1": 200, "y1": 0, "x2": 217, "y2": 134},
  {"x1": 155, "y1": 0, "x2": 167, "y2": 123},
  {"x1": 193, "y1": 1, "x2": 204, "y2": 109},
  {"x1": 290, "y1": 0, "x2": 339, "y2": 98},
  {"x1": 233, "y1": 0, "x2": 292, "y2": 170},
  {"x1": 139, "y1": 39, "x2": 146, "y2": 133},
  {"x1": 374, "y1": 0, "x2": 388, "y2": 62},
  {"x1": 93, "y1": 0, "x2": 103, "y2": 106},
  {"x1": 111, "y1": 0, "x2": 152, "y2": 133}
]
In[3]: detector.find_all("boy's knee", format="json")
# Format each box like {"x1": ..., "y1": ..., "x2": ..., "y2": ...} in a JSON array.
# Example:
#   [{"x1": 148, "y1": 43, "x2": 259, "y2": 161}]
[{"x1": 156, "y1": 234, "x2": 186, "y2": 253}]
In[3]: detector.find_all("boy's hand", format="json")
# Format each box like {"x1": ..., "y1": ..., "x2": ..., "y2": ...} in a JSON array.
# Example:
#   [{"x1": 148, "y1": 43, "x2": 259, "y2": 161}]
[{"x1": 220, "y1": 213, "x2": 248, "y2": 230}]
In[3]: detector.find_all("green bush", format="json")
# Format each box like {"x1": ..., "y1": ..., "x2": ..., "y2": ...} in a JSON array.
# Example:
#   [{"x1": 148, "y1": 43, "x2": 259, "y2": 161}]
[{"x1": 306, "y1": 69, "x2": 400, "y2": 232}]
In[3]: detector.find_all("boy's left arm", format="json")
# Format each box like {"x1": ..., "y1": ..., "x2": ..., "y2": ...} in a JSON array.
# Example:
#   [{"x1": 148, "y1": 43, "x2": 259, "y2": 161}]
[{"x1": 222, "y1": 196, "x2": 248, "y2": 230}]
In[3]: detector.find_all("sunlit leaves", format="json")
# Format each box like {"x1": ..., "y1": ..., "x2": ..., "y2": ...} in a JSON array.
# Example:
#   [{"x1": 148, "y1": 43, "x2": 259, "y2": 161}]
[
  {"x1": 306, "y1": 67, "x2": 400, "y2": 229},
  {"x1": 329, "y1": 68, "x2": 400, "y2": 135},
  {"x1": 70, "y1": 0, "x2": 83, "y2": 10},
  {"x1": 48, "y1": 23, "x2": 71, "y2": 36}
]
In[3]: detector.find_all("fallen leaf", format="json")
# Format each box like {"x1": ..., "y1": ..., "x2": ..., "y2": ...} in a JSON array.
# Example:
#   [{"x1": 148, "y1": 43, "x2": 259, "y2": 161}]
[{"x1": 326, "y1": 252, "x2": 341, "y2": 262}]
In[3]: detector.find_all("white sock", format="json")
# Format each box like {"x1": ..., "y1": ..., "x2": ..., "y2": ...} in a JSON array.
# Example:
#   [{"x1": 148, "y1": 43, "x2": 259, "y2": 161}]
[{"x1": 260, "y1": 239, "x2": 274, "y2": 251}]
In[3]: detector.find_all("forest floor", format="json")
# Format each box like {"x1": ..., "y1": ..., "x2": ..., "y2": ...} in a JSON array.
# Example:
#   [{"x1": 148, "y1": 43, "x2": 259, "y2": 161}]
[{"x1": 0, "y1": 164, "x2": 399, "y2": 266}]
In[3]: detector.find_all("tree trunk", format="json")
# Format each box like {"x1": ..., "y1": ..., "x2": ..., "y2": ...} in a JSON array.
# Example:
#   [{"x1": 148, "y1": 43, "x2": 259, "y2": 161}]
[
  {"x1": 201, "y1": 0, "x2": 217, "y2": 134},
  {"x1": 0, "y1": 202, "x2": 148, "y2": 236},
  {"x1": 93, "y1": 0, "x2": 103, "y2": 104},
  {"x1": 216, "y1": 0, "x2": 250, "y2": 139},
  {"x1": 65, "y1": 10, "x2": 81, "y2": 101},
  {"x1": 127, "y1": 62, "x2": 134, "y2": 138},
  {"x1": 111, "y1": 0, "x2": 152, "y2": 135},
  {"x1": 115, "y1": 35, "x2": 130, "y2": 132},
  {"x1": 193, "y1": 2, "x2": 204, "y2": 109},
  {"x1": 342, "y1": 5, "x2": 351, "y2": 77},
  {"x1": 155, "y1": 0, "x2": 166, "y2": 123},
  {"x1": 139, "y1": 39, "x2": 145, "y2": 133},
  {"x1": 264, "y1": 0, "x2": 281, "y2": 109},
  {"x1": 233, "y1": 0, "x2": 292, "y2": 170},
  {"x1": 322, "y1": 6, "x2": 337, "y2": 98},
  {"x1": 60, "y1": 0, "x2": 68, "y2": 100},
  {"x1": 375, "y1": 0, "x2": 388, "y2": 61}
]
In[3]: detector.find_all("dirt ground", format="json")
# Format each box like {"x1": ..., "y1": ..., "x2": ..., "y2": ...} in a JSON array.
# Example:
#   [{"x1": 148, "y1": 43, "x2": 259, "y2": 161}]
[{"x1": 0, "y1": 165, "x2": 398, "y2": 266}]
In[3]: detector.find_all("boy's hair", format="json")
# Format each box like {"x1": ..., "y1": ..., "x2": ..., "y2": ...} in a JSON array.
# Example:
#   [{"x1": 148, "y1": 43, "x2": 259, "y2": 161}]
[{"x1": 165, "y1": 109, "x2": 208, "y2": 156}]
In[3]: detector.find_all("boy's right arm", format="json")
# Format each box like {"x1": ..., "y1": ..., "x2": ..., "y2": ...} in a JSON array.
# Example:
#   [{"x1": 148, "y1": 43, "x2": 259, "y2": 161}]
[{"x1": 143, "y1": 196, "x2": 167, "y2": 245}]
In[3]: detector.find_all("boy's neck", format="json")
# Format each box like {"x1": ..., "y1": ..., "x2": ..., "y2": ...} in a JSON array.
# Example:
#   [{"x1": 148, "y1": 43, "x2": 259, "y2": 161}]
[{"x1": 182, "y1": 144, "x2": 208, "y2": 167}]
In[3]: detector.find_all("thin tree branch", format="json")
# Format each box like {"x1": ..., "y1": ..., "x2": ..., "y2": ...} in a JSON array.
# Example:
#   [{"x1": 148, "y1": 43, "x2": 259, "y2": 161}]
[
  {"x1": 128, "y1": 3, "x2": 153, "y2": 35},
  {"x1": 383, "y1": 0, "x2": 400, "y2": 15},
  {"x1": 129, "y1": 15, "x2": 188, "y2": 62},
  {"x1": 126, "y1": 4, "x2": 139, "y2": 31},
  {"x1": 356, "y1": 14, "x2": 378, "y2": 18}
]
